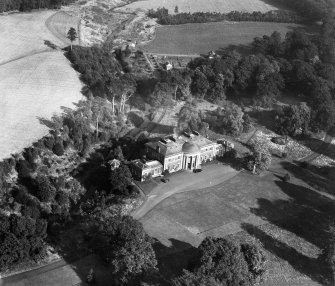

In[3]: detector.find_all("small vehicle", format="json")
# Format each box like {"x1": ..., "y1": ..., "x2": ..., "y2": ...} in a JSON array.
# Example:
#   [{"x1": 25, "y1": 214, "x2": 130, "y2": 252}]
[
  {"x1": 161, "y1": 178, "x2": 168, "y2": 183},
  {"x1": 193, "y1": 169, "x2": 202, "y2": 173}
]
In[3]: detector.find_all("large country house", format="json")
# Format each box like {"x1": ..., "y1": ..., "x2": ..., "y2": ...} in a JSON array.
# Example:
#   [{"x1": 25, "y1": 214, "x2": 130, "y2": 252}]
[{"x1": 131, "y1": 131, "x2": 234, "y2": 181}]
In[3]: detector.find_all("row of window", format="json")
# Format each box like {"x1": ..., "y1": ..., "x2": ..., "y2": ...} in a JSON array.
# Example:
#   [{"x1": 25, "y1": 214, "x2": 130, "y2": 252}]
[
  {"x1": 167, "y1": 163, "x2": 180, "y2": 172},
  {"x1": 143, "y1": 167, "x2": 162, "y2": 177},
  {"x1": 201, "y1": 146, "x2": 214, "y2": 153},
  {"x1": 166, "y1": 155, "x2": 182, "y2": 162}
]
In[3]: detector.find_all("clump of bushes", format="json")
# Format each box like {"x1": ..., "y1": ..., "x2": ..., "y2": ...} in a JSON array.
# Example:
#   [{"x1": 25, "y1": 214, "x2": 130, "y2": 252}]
[
  {"x1": 224, "y1": 149, "x2": 238, "y2": 160},
  {"x1": 245, "y1": 149, "x2": 272, "y2": 174},
  {"x1": 53, "y1": 141, "x2": 65, "y2": 156},
  {"x1": 16, "y1": 159, "x2": 32, "y2": 179},
  {"x1": 241, "y1": 243, "x2": 267, "y2": 284},
  {"x1": 173, "y1": 237, "x2": 267, "y2": 285},
  {"x1": 271, "y1": 137, "x2": 286, "y2": 145},
  {"x1": 283, "y1": 173, "x2": 291, "y2": 182},
  {"x1": 0, "y1": 214, "x2": 47, "y2": 271},
  {"x1": 33, "y1": 175, "x2": 56, "y2": 203}
]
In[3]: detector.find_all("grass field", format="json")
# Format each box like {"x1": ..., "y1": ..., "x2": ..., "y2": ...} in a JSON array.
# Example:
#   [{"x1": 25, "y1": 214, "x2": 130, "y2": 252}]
[
  {"x1": 0, "y1": 11, "x2": 83, "y2": 160},
  {"x1": 120, "y1": 0, "x2": 279, "y2": 14},
  {"x1": 140, "y1": 167, "x2": 332, "y2": 285},
  {"x1": 45, "y1": 11, "x2": 81, "y2": 45},
  {"x1": 140, "y1": 22, "x2": 302, "y2": 55}
]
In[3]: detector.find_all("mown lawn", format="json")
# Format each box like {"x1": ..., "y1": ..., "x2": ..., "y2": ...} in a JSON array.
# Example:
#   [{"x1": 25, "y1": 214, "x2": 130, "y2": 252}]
[{"x1": 141, "y1": 165, "x2": 334, "y2": 285}]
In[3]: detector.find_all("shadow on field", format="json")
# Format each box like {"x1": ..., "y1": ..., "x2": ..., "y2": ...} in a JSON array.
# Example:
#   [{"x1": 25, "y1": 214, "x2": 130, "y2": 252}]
[
  {"x1": 248, "y1": 109, "x2": 277, "y2": 132},
  {"x1": 153, "y1": 238, "x2": 200, "y2": 282},
  {"x1": 281, "y1": 161, "x2": 335, "y2": 196},
  {"x1": 217, "y1": 44, "x2": 253, "y2": 56},
  {"x1": 44, "y1": 40, "x2": 58, "y2": 50},
  {"x1": 244, "y1": 178, "x2": 335, "y2": 284},
  {"x1": 242, "y1": 223, "x2": 327, "y2": 285}
]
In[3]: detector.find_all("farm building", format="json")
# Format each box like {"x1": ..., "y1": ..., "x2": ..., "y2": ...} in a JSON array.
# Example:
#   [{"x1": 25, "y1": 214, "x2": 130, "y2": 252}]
[
  {"x1": 163, "y1": 61, "x2": 173, "y2": 70},
  {"x1": 144, "y1": 132, "x2": 228, "y2": 173}
]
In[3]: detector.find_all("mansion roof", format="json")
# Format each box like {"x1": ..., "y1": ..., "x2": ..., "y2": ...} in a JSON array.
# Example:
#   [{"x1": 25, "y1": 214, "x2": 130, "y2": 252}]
[
  {"x1": 146, "y1": 132, "x2": 217, "y2": 157},
  {"x1": 131, "y1": 159, "x2": 162, "y2": 170}
]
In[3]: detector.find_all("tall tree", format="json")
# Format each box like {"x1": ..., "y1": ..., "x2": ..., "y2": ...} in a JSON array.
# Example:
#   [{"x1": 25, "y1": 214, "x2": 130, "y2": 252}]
[
  {"x1": 67, "y1": 27, "x2": 78, "y2": 51},
  {"x1": 94, "y1": 216, "x2": 157, "y2": 285}
]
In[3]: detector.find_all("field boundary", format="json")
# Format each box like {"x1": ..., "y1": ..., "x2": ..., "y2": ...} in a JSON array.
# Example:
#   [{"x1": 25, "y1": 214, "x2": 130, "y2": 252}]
[{"x1": 0, "y1": 49, "x2": 51, "y2": 66}]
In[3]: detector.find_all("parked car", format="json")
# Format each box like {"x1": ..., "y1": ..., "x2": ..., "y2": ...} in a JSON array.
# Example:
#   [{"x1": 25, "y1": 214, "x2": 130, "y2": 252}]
[
  {"x1": 161, "y1": 178, "x2": 168, "y2": 183},
  {"x1": 193, "y1": 169, "x2": 202, "y2": 173}
]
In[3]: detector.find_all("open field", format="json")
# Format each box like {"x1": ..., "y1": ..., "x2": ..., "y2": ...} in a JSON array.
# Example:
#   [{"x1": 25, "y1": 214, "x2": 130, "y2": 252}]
[
  {"x1": 45, "y1": 11, "x2": 81, "y2": 45},
  {"x1": 0, "y1": 11, "x2": 65, "y2": 64},
  {"x1": 0, "y1": 11, "x2": 83, "y2": 159},
  {"x1": 140, "y1": 22, "x2": 302, "y2": 55},
  {"x1": 119, "y1": 0, "x2": 279, "y2": 14},
  {"x1": 140, "y1": 167, "x2": 333, "y2": 285}
]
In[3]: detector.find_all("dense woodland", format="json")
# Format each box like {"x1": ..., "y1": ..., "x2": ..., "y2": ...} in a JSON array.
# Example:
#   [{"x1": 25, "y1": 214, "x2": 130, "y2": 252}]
[
  {"x1": 0, "y1": 0, "x2": 74, "y2": 12},
  {"x1": 273, "y1": 0, "x2": 334, "y2": 21},
  {"x1": 181, "y1": 24, "x2": 335, "y2": 133},
  {"x1": 148, "y1": 8, "x2": 302, "y2": 25}
]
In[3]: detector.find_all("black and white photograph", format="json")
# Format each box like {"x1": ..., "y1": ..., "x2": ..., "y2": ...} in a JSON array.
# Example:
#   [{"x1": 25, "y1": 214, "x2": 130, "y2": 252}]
[{"x1": 0, "y1": 0, "x2": 335, "y2": 285}]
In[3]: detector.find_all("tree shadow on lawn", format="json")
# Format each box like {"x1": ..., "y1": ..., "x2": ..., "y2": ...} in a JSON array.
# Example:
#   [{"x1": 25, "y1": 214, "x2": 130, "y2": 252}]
[
  {"x1": 241, "y1": 223, "x2": 328, "y2": 285},
  {"x1": 153, "y1": 238, "x2": 200, "y2": 283},
  {"x1": 217, "y1": 44, "x2": 253, "y2": 56},
  {"x1": 281, "y1": 161, "x2": 335, "y2": 197},
  {"x1": 244, "y1": 179, "x2": 335, "y2": 284},
  {"x1": 296, "y1": 135, "x2": 335, "y2": 161},
  {"x1": 248, "y1": 109, "x2": 277, "y2": 133}
]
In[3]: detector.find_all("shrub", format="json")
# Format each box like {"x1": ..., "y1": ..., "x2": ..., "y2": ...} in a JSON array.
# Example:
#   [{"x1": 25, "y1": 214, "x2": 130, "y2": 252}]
[
  {"x1": 92, "y1": 216, "x2": 157, "y2": 284},
  {"x1": 125, "y1": 185, "x2": 140, "y2": 197},
  {"x1": 241, "y1": 243, "x2": 267, "y2": 284},
  {"x1": 242, "y1": 114, "x2": 253, "y2": 133},
  {"x1": 110, "y1": 164, "x2": 133, "y2": 196},
  {"x1": 13, "y1": 186, "x2": 30, "y2": 205},
  {"x1": 197, "y1": 237, "x2": 251, "y2": 285},
  {"x1": 51, "y1": 204, "x2": 62, "y2": 215},
  {"x1": 34, "y1": 176, "x2": 56, "y2": 203},
  {"x1": 53, "y1": 141, "x2": 64, "y2": 156},
  {"x1": 300, "y1": 161, "x2": 309, "y2": 169},
  {"x1": 45, "y1": 136, "x2": 55, "y2": 150},
  {"x1": 225, "y1": 149, "x2": 238, "y2": 159},
  {"x1": 162, "y1": 170, "x2": 170, "y2": 177},
  {"x1": 21, "y1": 203, "x2": 41, "y2": 219},
  {"x1": 55, "y1": 191, "x2": 69, "y2": 206},
  {"x1": 0, "y1": 214, "x2": 47, "y2": 271},
  {"x1": 52, "y1": 176, "x2": 66, "y2": 191},
  {"x1": 283, "y1": 173, "x2": 291, "y2": 182},
  {"x1": 16, "y1": 160, "x2": 32, "y2": 179},
  {"x1": 23, "y1": 147, "x2": 39, "y2": 167},
  {"x1": 1, "y1": 158, "x2": 15, "y2": 176},
  {"x1": 271, "y1": 137, "x2": 286, "y2": 145}
]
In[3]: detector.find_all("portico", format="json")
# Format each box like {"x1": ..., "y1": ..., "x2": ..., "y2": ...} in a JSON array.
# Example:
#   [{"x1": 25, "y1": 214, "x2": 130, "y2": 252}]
[{"x1": 182, "y1": 141, "x2": 201, "y2": 170}]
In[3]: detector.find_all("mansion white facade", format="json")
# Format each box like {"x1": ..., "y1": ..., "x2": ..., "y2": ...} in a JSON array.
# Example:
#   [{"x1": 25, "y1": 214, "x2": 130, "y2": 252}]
[
  {"x1": 145, "y1": 132, "x2": 229, "y2": 173},
  {"x1": 131, "y1": 132, "x2": 234, "y2": 181}
]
